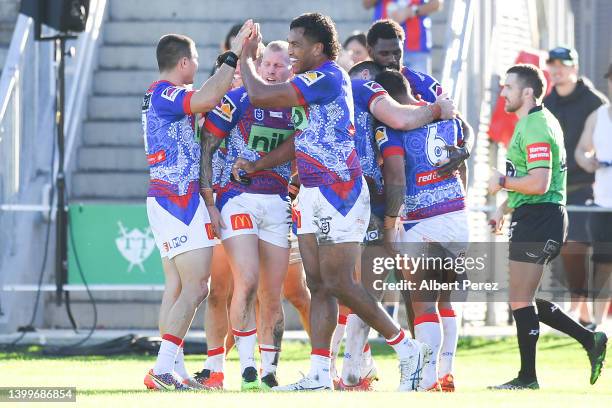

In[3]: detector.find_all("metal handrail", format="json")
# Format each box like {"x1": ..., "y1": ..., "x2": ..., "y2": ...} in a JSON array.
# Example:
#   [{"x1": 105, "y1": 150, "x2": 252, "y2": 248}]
[
  {"x1": 62, "y1": 0, "x2": 107, "y2": 178},
  {"x1": 0, "y1": 16, "x2": 31, "y2": 122},
  {"x1": 440, "y1": 0, "x2": 475, "y2": 102}
]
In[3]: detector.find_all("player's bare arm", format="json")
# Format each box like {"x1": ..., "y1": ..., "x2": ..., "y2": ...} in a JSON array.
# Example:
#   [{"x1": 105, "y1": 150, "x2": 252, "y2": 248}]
[
  {"x1": 199, "y1": 129, "x2": 226, "y2": 234},
  {"x1": 239, "y1": 25, "x2": 302, "y2": 108},
  {"x1": 189, "y1": 20, "x2": 253, "y2": 113},
  {"x1": 232, "y1": 134, "x2": 296, "y2": 180},
  {"x1": 370, "y1": 93, "x2": 456, "y2": 130},
  {"x1": 382, "y1": 155, "x2": 406, "y2": 255}
]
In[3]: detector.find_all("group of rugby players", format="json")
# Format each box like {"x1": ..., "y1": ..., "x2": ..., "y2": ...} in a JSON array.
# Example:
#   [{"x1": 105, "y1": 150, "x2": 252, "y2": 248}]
[{"x1": 140, "y1": 12, "x2": 605, "y2": 393}]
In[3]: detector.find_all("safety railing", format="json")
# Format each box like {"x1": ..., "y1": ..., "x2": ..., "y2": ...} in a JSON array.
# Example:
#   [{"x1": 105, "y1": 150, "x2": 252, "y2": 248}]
[{"x1": 0, "y1": 0, "x2": 107, "y2": 328}]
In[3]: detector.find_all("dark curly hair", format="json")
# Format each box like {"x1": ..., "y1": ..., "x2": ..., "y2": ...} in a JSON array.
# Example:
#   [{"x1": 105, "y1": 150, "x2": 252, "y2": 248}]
[
  {"x1": 290, "y1": 13, "x2": 341, "y2": 60},
  {"x1": 367, "y1": 19, "x2": 405, "y2": 47}
]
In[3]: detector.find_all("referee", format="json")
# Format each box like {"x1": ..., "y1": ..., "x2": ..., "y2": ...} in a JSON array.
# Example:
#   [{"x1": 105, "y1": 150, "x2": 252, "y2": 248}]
[{"x1": 487, "y1": 64, "x2": 607, "y2": 390}]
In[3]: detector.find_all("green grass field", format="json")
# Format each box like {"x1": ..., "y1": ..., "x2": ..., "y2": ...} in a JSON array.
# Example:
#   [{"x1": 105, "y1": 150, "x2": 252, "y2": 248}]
[{"x1": 1, "y1": 335, "x2": 610, "y2": 408}]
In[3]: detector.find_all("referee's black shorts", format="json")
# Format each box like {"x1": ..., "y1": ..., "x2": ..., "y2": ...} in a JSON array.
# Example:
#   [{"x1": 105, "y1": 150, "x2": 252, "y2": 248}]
[{"x1": 509, "y1": 203, "x2": 568, "y2": 265}]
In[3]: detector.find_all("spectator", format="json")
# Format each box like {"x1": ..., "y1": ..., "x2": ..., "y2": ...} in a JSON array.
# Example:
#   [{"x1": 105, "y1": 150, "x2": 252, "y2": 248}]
[
  {"x1": 544, "y1": 47, "x2": 609, "y2": 329},
  {"x1": 362, "y1": 0, "x2": 442, "y2": 74},
  {"x1": 574, "y1": 63, "x2": 612, "y2": 329},
  {"x1": 343, "y1": 32, "x2": 369, "y2": 66}
]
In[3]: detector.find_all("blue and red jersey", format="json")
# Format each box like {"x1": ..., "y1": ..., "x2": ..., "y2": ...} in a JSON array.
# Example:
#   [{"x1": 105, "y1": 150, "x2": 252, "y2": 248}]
[
  {"x1": 352, "y1": 78, "x2": 387, "y2": 217},
  {"x1": 373, "y1": 0, "x2": 432, "y2": 53},
  {"x1": 290, "y1": 60, "x2": 364, "y2": 216},
  {"x1": 376, "y1": 119, "x2": 465, "y2": 221},
  {"x1": 142, "y1": 80, "x2": 200, "y2": 224},
  {"x1": 204, "y1": 86, "x2": 294, "y2": 210},
  {"x1": 402, "y1": 66, "x2": 443, "y2": 103}
]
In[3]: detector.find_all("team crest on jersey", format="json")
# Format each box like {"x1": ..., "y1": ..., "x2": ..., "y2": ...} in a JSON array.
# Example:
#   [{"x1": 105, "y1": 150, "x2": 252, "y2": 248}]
[
  {"x1": 254, "y1": 108, "x2": 264, "y2": 121},
  {"x1": 374, "y1": 126, "x2": 388, "y2": 146},
  {"x1": 161, "y1": 86, "x2": 181, "y2": 102},
  {"x1": 364, "y1": 81, "x2": 384, "y2": 93},
  {"x1": 298, "y1": 71, "x2": 325, "y2": 86},
  {"x1": 213, "y1": 96, "x2": 237, "y2": 122}
]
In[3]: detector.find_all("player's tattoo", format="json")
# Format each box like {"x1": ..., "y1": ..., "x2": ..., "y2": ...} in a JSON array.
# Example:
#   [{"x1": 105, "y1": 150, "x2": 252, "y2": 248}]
[
  {"x1": 199, "y1": 129, "x2": 223, "y2": 190},
  {"x1": 272, "y1": 315, "x2": 284, "y2": 348},
  {"x1": 385, "y1": 184, "x2": 405, "y2": 217}
]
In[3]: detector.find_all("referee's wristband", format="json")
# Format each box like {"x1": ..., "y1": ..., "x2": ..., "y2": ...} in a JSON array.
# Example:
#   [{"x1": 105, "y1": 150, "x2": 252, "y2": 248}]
[
  {"x1": 499, "y1": 176, "x2": 507, "y2": 189},
  {"x1": 221, "y1": 51, "x2": 238, "y2": 68}
]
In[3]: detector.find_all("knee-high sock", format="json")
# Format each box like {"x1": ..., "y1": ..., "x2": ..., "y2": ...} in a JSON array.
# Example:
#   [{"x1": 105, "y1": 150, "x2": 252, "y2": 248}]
[
  {"x1": 513, "y1": 306, "x2": 539, "y2": 382},
  {"x1": 536, "y1": 298, "x2": 594, "y2": 349},
  {"x1": 414, "y1": 313, "x2": 442, "y2": 389}
]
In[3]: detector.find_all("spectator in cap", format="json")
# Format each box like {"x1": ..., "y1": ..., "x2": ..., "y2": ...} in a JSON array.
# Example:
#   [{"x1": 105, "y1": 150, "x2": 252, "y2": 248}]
[{"x1": 544, "y1": 47, "x2": 609, "y2": 329}]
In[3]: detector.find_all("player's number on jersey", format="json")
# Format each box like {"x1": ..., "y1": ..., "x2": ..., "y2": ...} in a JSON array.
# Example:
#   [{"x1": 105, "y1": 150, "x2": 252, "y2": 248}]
[{"x1": 425, "y1": 125, "x2": 448, "y2": 166}]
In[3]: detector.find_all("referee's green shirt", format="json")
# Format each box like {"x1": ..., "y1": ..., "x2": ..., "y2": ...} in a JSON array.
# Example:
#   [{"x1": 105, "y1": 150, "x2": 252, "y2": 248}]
[{"x1": 505, "y1": 105, "x2": 567, "y2": 209}]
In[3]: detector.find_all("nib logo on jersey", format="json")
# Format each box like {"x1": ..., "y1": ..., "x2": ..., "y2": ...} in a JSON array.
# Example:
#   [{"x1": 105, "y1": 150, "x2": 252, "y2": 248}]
[
  {"x1": 162, "y1": 235, "x2": 189, "y2": 254},
  {"x1": 115, "y1": 221, "x2": 156, "y2": 273}
]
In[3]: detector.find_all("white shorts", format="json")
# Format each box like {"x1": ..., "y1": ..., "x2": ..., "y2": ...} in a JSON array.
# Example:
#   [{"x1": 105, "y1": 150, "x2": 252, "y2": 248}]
[
  {"x1": 147, "y1": 195, "x2": 216, "y2": 259},
  {"x1": 219, "y1": 193, "x2": 291, "y2": 248},
  {"x1": 399, "y1": 210, "x2": 469, "y2": 258},
  {"x1": 294, "y1": 177, "x2": 370, "y2": 244}
]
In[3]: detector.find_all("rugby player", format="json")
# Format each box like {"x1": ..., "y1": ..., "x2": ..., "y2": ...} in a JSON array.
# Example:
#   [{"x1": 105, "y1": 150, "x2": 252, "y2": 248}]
[
  {"x1": 376, "y1": 70, "x2": 470, "y2": 392},
  {"x1": 199, "y1": 41, "x2": 305, "y2": 390},
  {"x1": 233, "y1": 14, "x2": 430, "y2": 392},
  {"x1": 367, "y1": 19, "x2": 443, "y2": 104},
  {"x1": 142, "y1": 21, "x2": 253, "y2": 390},
  {"x1": 487, "y1": 64, "x2": 607, "y2": 390},
  {"x1": 335, "y1": 60, "x2": 457, "y2": 391}
]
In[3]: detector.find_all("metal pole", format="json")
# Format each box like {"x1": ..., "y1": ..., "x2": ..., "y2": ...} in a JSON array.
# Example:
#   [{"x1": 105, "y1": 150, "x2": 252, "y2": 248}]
[{"x1": 54, "y1": 36, "x2": 67, "y2": 306}]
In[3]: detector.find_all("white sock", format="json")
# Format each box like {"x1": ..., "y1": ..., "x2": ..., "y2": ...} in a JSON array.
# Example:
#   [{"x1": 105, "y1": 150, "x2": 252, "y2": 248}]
[
  {"x1": 386, "y1": 329, "x2": 419, "y2": 359},
  {"x1": 361, "y1": 343, "x2": 373, "y2": 372},
  {"x1": 154, "y1": 334, "x2": 182, "y2": 375},
  {"x1": 414, "y1": 314, "x2": 442, "y2": 389},
  {"x1": 203, "y1": 346, "x2": 225, "y2": 373},
  {"x1": 331, "y1": 314, "x2": 347, "y2": 359},
  {"x1": 439, "y1": 309, "x2": 458, "y2": 377},
  {"x1": 342, "y1": 314, "x2": 370, "y2": 385},
  {"x1": 309, "y1": 350, "x2": 331, "y2": 384},
  {"x1": 174, "y1": 346, "x2": 190, "y2": 379},
  {"x1": 233, "y1": 328, "x2": 257, "y2": 373},
  {"x1": 259, "y1": 344, "x2": 280, "y2": 376}
]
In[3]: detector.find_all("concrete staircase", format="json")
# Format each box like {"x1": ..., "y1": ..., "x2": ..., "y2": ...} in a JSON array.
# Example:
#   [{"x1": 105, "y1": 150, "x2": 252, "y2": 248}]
[{"x1": 72, "y1": 0, "x2": 449, "y2": 201}]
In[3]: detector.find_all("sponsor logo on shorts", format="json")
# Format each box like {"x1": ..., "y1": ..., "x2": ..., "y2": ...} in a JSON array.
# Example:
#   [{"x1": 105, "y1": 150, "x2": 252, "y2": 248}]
[
  {"x1": 212, "y1": 95, "x2": 237, "y2": 122},
  {"x1": 365, "y1": 229, "x2": 380, "y2": 242},
  {"x1": 416, "y1": 169, "x2": 449, "y2": 186},
  {"x1": 320, "y1": 216, "x2": 332, "y2": 235},
  {"x1": 205, "y1": 223, "x2": 215, "y2": 240},
  {"x1": 298, "y1": 71, "x2": 325, "y2": 86},
  {"x1": 162, "y1": 235, "x2": 188, "y2": 253},
  {"x1": 161, "y1": 86, "x2": 182, "y2": 102},
  {"x1": 292, "y1": 208, "x2": 302, "y2": 228},
  {"x1": 526, "y1": 143, "x2": 551, "y2": 163},
  {"x1": 230, "y1": 213, "x2": 253, "y2": 230}
]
